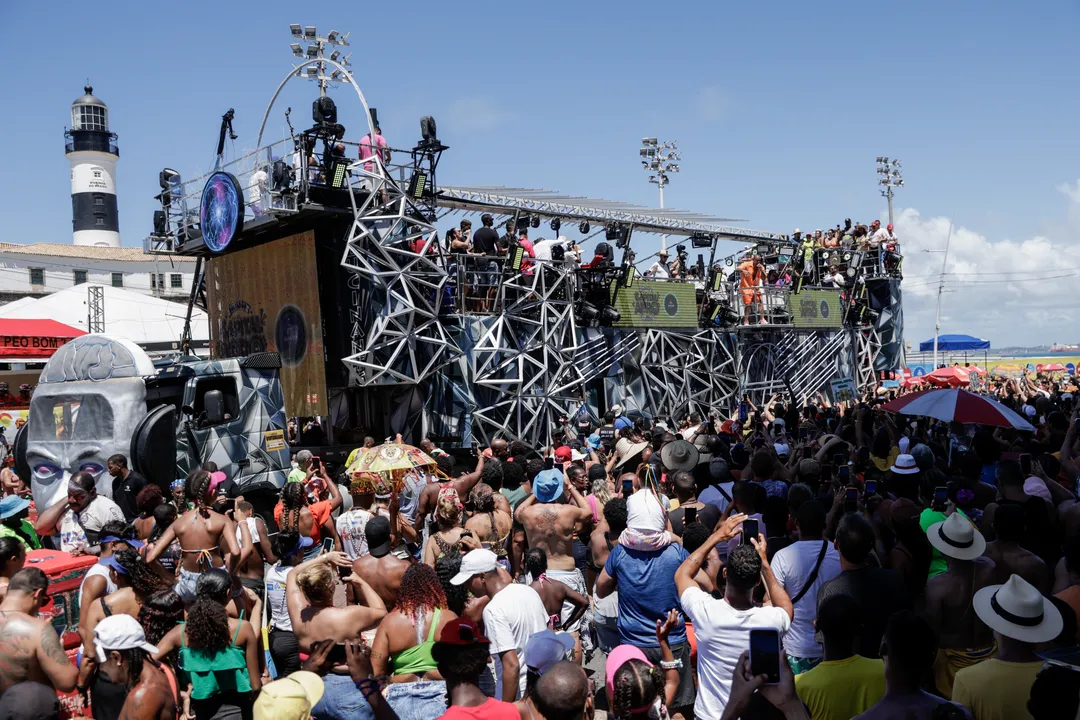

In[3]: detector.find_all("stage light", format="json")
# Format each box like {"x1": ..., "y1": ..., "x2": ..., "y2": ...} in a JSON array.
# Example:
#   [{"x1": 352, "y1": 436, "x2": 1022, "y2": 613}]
[
  {"x1": 291, "y1": 43, "x2": 303, "y2": 57},
  {"x1": 579, "y1": 221, "x2": 590, "y2": 234},
  {"x1": 639, "y1": 148, "x2": 648, "y2": 157},
  {"x1": 313, "y1": 96, "x2": 337, "y2": 124},
  {"x1": 290, "y1": 24, "x2": 302, "y2": 37},
  {"x1": 669, "y1": 164, "x2": 679, "y2": 172},
  {"x1": 600, "y1": 306, "x2": 622, "y2": 324},
  {"x1": 330, "y1": 50, "x2": 341, "y2": 62},
  {"x1": 420, "y1": 116, "x2": 439, "y2": 145},
  {"x1": 530, "y1": 216, "x2": 540, "y2": 229},
  {"x1": 306, "y1": 44, "x2": 318, "y2": 58},
  {"x1": 690, "y1": 233, "x2": 712, "y2": 248},
  {"x1": 306, "y1": 67, "x2": 318, "y2": 78},
  {"x1": 623, "y1": 264, "x2": 636, "y2": 287},
  {"x1": 550, "y1": 218, "x2": 561, "y2": 233},
  {"x1": 153, "y1": 210, "x2": 167, "y2": 235},
  {"x1": 330, "y1": 70, "x2": 341, "y2": 82},
  {"x1": 330, "y1": 161, "x2": 349, "y2": 189},
  {"x1": 644, "y1": 137, "x2": 657, "y2": 146},
  {"x1": 327, "y1": 30, "x2": 340, "y2": 43},
  {"x1": 579, "y1": 302, "x2": 600, "y2": 321},
  {"x1": 304, "y1": 25, "x2": 316, "y2": 39}
]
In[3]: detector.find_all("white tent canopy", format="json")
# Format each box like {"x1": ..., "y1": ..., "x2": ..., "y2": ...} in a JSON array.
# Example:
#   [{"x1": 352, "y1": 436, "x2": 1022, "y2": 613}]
[{"x1": 0, "y1": 283, "x2": 207, "y2": 349}]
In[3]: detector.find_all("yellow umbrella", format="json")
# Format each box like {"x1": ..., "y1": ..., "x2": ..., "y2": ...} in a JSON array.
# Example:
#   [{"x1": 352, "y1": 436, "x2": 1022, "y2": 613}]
[{"x1": 346, "y1": 443, "x2": 437, "y2": 492}]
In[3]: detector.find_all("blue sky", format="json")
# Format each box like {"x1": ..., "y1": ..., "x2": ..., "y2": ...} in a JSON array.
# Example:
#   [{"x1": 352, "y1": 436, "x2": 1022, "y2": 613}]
[{"x1": 2, "y1": 1, "x2": 1079, "y2": 346}]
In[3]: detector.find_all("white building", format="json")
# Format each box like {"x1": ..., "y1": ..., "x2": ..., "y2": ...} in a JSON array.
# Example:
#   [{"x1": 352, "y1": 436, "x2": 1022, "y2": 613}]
[{"x1": 0, "y1": 243, "x2": 197, "y2": 304}]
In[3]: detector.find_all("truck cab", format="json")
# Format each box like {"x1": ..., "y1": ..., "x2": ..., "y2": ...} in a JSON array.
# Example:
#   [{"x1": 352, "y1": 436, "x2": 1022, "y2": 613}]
[{"x1": 15, "y1": 335, "x2": 288, "y2": 512}]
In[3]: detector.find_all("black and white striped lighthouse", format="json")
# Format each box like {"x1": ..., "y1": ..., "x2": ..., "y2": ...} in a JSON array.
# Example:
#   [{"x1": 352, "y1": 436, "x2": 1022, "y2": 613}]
[{"x1": 65, "y1": 85, "x2": 120, "y2": 247}]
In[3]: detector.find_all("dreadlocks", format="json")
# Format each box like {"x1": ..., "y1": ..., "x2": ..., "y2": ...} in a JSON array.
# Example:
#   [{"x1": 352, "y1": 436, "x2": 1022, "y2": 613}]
[{"x1": 280, "y1": 481, "x2": 306, "y2": 534}]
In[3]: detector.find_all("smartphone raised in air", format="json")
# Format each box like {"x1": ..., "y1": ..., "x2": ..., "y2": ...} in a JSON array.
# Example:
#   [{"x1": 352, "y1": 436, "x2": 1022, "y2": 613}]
[
  {"x1": 320, "y1": 537, "x2": 334, "y2": 556},
  {"x1": 864, "y1": 479, "x2": 878, "y2": 497},
  {"x1": 838, "y1": 466, "x2": 850, "y2": 483},
  {"x1": 738, "y1": 401, "x2": 750, "y2": 422},
  {"x1": 741, "y1": 518, "x2": 759, "y2": 546},
  {"x1": 684, "y1": 506, "x2": 698, "y2": 525},
  {"x1": 933, "y1": 486, "x2": 948, "y2": 512},
  {"x1": 749, "y1": 629, "x2": 782, "y2": 684},
  {"x1": 844, "y1": 487, "x2": 858, "y2": 513},
  {"x1": 1019, "y1": 453, "x2": 1032, "y2": 475},
  {"x1": 622, "y1": 478, "x2": 634, "y2": 495}
]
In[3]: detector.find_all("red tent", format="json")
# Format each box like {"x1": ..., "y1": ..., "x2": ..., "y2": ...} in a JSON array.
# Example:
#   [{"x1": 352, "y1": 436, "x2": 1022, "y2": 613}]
[{"x1": 0, "y1": 319, "x2": 85, "y2": 359}]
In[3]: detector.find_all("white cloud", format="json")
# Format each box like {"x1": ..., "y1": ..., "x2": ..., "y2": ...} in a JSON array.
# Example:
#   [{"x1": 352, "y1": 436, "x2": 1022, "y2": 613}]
[
  {"x1": 447, "y1": 96, "x2": 512, "y2": 132},
  {"x1": 696, "y1": 85, "x2": 728, "y2": 121},
  {"x1": 895, "y1": 185, "x2": 1080, "y2": 348}
]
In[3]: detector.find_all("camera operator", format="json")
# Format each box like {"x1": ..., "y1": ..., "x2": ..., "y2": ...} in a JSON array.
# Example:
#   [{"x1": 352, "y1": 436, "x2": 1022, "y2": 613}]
[{"x1": 670, "y1": 245, "x2": 690, "y2": 279}]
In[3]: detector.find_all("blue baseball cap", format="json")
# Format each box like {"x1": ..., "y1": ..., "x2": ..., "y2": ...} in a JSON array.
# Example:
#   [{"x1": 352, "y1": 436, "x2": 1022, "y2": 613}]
[
  {"x1": 0, "y1": 495, "x2": 30, "y2": 520},
  {"x1": 534, "y1": 468, "x2": 565, "y2": 504},
  {"x1": 99, "y1": 535, "x2": 146, "y2": 550},
  {"x1": 283, "y1": 536, "x2": 315, "y2": 558}
]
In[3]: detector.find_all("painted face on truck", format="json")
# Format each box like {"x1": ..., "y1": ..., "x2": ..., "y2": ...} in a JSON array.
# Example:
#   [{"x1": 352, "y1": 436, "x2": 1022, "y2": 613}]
[{"x1": 23, "y1": 336, "x2": 155, "y2": 512}]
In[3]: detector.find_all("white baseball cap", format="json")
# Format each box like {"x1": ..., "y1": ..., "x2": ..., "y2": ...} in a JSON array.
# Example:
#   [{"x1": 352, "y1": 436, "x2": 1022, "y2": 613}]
[
  {"x1": 450, "y1": 548, "x2": 499, "y2": 585},
  {"x1": 93, "y1": 615, "x2": 159, "y2": 662},
  {"x1": 774, "y1": 442, "x2": 791, "y2": 457}
]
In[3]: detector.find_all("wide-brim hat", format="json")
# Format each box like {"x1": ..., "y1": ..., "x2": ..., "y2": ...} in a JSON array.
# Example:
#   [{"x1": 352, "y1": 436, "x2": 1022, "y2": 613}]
[
  {"x1": 890, "y1": 454, "x2": 920, "y2": 475},
  {"x1": 926, "y1": 512, "x2": 986, "y2": 561},
  {"x1": 616, "y1": 441, "x2": 650, "y2": 469},
  {"x1": 660, "y1": 439, "x2": 699, "y2": 472},
  {"x1": 973, "y1": 574, "x2": 1063, "y2": 644},
  {"x1": 0, "y1": 495, "x2": 30, "y2": 520}
]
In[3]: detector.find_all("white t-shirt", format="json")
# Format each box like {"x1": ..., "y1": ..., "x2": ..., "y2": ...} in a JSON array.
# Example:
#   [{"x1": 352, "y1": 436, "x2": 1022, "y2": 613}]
[
  {"x1": 78, "y1": 562, "x2": 117, "y2": 608},
  {"x1": 769, "y1": 540, "x2": 841, "y2": 658},
  {"x1": 648, "y1": 262, "x2": 669, "y2": 279},
  {"x1": 264, "y1": 563, "x2": 294, "y2": 631},
  {"x1": 336, "y1": 508, "x2": 374, "y2": 560},
  {"x1": 531, "y1": 239, "x2": 560, "y2": 261},
  {"x1": 484, "y1": 583, "x2": 547, "y2": 701},
  {"x1": 236, "y1": 517, "x2": 261, "y2": 546},
  {"x1": 60, "y1": 496, "x2": 125, "y2": 553},
  {"x1": 680, "y1": 586, "x2": 791, "y2": 720}
]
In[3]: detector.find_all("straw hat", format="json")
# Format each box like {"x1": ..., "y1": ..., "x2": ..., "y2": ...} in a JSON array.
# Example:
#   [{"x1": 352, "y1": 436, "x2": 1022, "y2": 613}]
[
  {"x1": 973, "y1": 574, "x2": 1063, "y2": 644},
  {"x1": 926, "y1": 512, "x2": 986, "y2": 561}
]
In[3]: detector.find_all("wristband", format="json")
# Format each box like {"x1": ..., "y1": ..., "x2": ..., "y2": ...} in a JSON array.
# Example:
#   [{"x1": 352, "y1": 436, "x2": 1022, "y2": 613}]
[{"x1": 660, "y1": 659, "x2": 682, "y2": 670}]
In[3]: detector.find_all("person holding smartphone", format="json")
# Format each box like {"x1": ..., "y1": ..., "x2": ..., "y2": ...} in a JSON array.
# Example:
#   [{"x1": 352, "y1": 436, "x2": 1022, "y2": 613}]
[{"x1": 674, "y1": 514, "x2": 794, "y2": 719}]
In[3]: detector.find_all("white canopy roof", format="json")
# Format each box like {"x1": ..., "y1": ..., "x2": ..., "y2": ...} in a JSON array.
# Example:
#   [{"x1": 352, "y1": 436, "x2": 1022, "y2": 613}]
[{"x1": 0, "y1": 284, "x2": 207, "y2": 348}]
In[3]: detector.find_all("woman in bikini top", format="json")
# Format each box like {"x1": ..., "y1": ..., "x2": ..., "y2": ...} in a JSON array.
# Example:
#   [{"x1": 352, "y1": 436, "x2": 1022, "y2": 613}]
[{"x1": 145, "y1": 470, "x2": 245, "y2": 574}]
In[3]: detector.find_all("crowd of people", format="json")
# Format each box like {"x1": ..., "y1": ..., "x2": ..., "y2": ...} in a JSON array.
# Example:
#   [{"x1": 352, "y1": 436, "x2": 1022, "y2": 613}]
[{"x1": 3, "y1": 374, "x2": 1080, "y2": 719}]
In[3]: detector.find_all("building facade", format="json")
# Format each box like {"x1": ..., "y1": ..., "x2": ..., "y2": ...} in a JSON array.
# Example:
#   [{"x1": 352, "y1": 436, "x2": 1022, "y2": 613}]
[{"x1": 0, "y1": 243, "x2": 196, "y2": 304}]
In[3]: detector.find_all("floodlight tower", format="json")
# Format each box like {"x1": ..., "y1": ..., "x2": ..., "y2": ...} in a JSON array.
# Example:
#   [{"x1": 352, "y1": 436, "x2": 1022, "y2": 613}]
[
  {"x1": 640, "y1": 138, "x2": 680, "y2": 250},
  {"x1": 65, "y1": 85, "x2": 120, "y2": 247},
  {"x1": 876, "y1": 156, "x2": 903, "y2": 228},
  {"x1": 289, "y1": 24, "x2": 352, "y2": 96}
]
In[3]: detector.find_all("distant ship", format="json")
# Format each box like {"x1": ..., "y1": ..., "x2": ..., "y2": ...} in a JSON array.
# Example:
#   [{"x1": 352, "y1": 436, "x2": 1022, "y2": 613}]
[{"x1": 1051, "y1": 343, "x2": 1080, "y2": 353}]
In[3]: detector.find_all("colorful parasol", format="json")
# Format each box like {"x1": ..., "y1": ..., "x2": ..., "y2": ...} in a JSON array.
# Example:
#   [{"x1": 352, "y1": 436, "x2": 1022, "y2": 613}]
[
  {"x1": 346, "y1": 443, "x2": 437, "y2": 492},
  {"x1": 883, "y1": 388, "x2": 1035, "y2": 430},
  {"x1": 991, "y1": 364, "x2": 1024, "y2": 377}
]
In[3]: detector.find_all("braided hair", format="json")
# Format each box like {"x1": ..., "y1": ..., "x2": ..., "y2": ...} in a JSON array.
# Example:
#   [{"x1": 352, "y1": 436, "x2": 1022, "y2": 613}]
[
  {"x1": 280, "y1": 481, "x2": 306, "y2": 534},
  {"x1": 611, "y1": 658, "x2": 665, "y2": 718},
  {"x1": 435, "y1": 549, "x2": 467, "y2": 616},
  {"x1": 184, "y1": 470, "x2": 213, "y2": 518}
]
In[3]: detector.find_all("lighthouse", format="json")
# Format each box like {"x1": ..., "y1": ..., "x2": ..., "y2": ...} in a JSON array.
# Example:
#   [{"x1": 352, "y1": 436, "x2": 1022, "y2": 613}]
[{"x1": 65, "y1": 85, "x2": 120, "y2": 247}]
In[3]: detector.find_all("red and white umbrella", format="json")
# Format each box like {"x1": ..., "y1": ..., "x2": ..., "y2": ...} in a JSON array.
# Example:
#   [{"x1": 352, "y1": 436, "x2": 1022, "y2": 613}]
[
  {"x1": 1039, "y1": 363, "x2": 1066, "y2": 372},
  {"x1": 883, "y1": 388, "x2": 1035, "y2": 430},
  {"x1": 901, "y1": 375, "x2": 927, "y2": 389},
  {"x1": 925, "y1": 367, "x2": 970, "y2": 387}
]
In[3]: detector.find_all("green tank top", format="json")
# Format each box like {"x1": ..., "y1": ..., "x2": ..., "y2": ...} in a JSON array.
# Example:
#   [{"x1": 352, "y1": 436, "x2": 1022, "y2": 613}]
[
  {"x1": 390, "y1": 608, "x2": 441, "y2": 676},
  {"x1": 0, "y1": 521, "x2": 41, "y2": 549},
  {"x1": 178, "y1": 611, "x2": 252, "y2": 700}
]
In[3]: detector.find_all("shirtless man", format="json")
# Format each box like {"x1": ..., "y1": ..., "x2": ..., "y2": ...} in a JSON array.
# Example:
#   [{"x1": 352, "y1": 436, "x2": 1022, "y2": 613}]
[
  {"x1": 352, "y1": 516, "x2": 411, "y2": 609},
  {"x1": 93, "y1": 615, "x2": 177, "y2": 720},
  {"x1": 0, "y1": 568, "x2": 77, "y2": 696},
  {"x1": 145, "y1": 470, "x2": 248, "y2": 604},
  {"x1": 923, "y1": 513, "x2": 997, "y2": 700},
  {"x1": 982, "y1": 503, "x2": 1049, "y2": 592},
  {"x1": 515, "y1": 465, "x2": 593, "y2": 637},
  {"x1": 234, "y1": 500, "x2": 276, "y2": 598}
]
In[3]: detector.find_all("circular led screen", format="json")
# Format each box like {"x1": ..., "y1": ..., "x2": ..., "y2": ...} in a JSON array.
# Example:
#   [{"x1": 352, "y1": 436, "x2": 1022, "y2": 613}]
[{"x1": 199, "y1": 171, "x2": 244, "y2": 253}]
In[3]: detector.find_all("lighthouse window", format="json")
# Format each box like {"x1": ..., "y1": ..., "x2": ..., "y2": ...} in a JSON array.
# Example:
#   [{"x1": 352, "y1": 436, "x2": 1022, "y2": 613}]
[
  {"x1": 93, "y1": 170, "x2": 102, "y2": 179},
  {"x1": 29, "y1": 268, "x2": 44, "y2": 286},
  {"x1": 94, "y1": 196, "x2": 104, "y2": 206},
  {"x1": 95, "y1": 218, "x2": 105, "y2": 227},
  {"x1": 73, "y1": 270, "x2": 88, "y2": 286},
  {"x1": 76, "y1": 105, "x2": 108, "y2": 132}
]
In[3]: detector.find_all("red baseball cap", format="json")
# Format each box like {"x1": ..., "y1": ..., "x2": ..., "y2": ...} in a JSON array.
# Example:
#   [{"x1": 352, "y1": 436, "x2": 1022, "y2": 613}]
[
  {"x1": 554, "y1": 446, "x2": 572, "y2": 462},
  {"x1": 438, "y1": 617, "x2": 489, "y2": 645}
]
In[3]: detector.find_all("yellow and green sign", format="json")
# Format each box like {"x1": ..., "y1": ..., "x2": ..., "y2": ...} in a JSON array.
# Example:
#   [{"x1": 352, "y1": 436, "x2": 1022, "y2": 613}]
[
  {"x1": 609, "y1": 280, "x2": 699, "y2": 328},
  {"x1": 788, "y1": 288, "x2": 843, "y2": 329}
]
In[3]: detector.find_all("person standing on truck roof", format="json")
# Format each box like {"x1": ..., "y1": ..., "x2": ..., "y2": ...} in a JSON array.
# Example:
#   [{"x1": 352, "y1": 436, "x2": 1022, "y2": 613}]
[
  {"x1": 107, "y1": 454, "x2": 148, "y2": 523},
  {"x1": 35, "y1": 471, "x2": 124, "y2": 555}
]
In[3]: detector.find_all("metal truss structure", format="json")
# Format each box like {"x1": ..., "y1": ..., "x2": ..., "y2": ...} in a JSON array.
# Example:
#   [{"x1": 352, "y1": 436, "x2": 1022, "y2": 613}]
[
  {"x1": 337, "y1": 164, "x2": 885, "y2": 443},
  {"x1": 438, "y1": 186, "x2": 783, "y2": 241}
]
